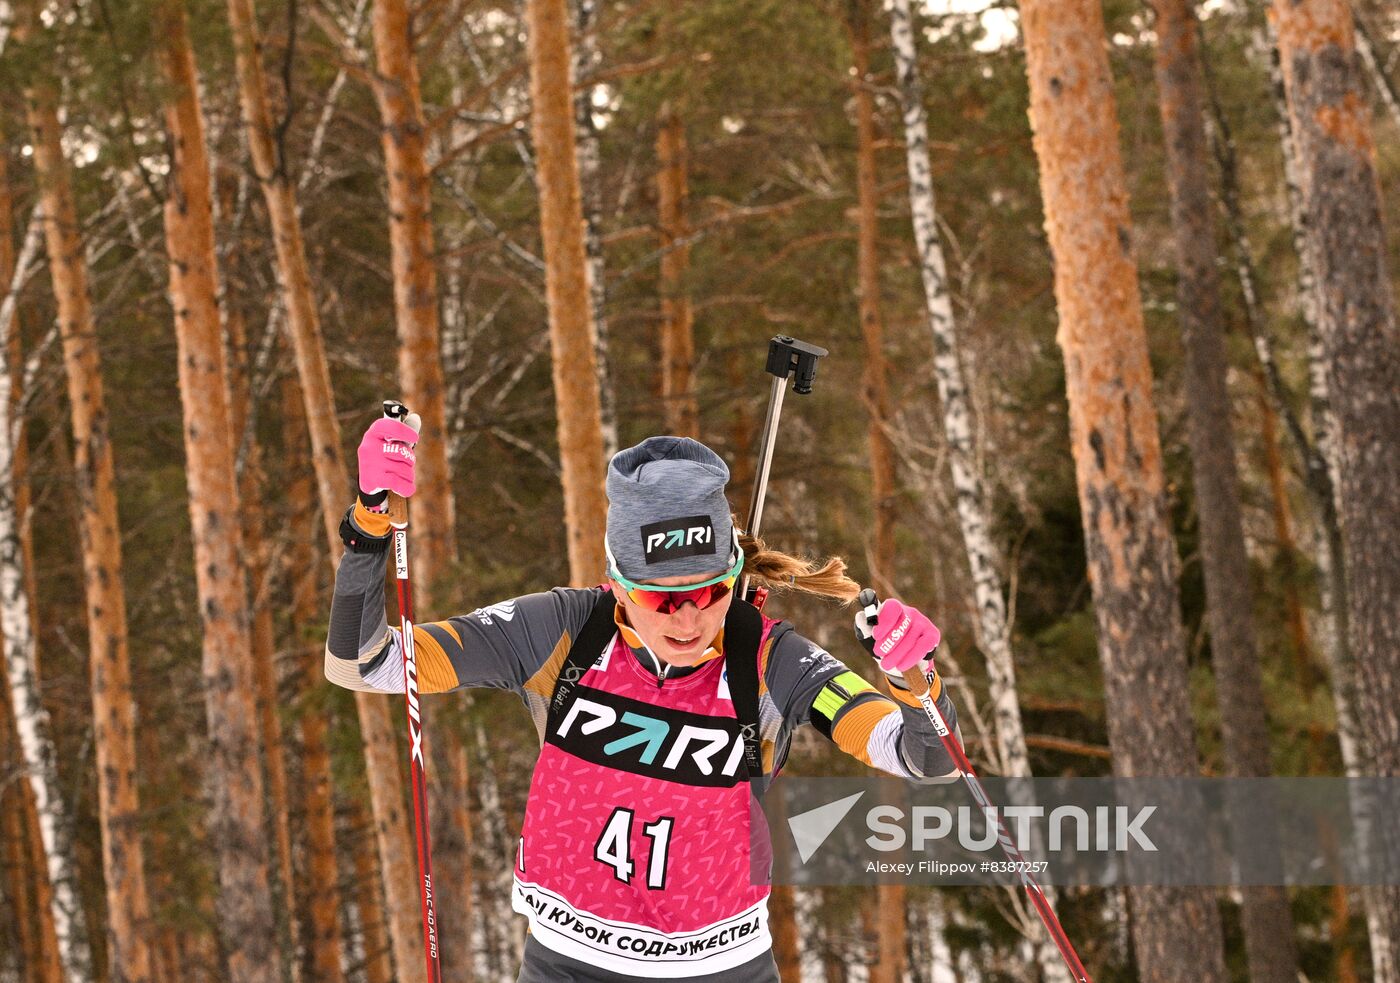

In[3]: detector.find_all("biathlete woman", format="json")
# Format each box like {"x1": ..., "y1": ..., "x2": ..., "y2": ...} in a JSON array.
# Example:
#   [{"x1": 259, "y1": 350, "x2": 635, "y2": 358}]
[{"x1": 326, "y1": 419, "x2": 960, "y2": 981}]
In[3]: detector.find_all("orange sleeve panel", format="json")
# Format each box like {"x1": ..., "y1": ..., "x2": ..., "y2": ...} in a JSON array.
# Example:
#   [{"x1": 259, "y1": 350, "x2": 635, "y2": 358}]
[
  {"x1": 523, "y1": 632, "x2": 574, "y2": 702},
  {"x1": 830, "y1": 699, "x2": 900, "y2": 767},
  {"x1": 410, "y1": 622, "x2": 465, "y2": 694}
]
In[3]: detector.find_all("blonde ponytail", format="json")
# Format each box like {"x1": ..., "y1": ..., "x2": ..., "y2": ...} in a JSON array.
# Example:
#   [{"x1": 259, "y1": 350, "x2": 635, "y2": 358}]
[{"x1": 737, "y1": 527, "x2": 861, "y2": 604}]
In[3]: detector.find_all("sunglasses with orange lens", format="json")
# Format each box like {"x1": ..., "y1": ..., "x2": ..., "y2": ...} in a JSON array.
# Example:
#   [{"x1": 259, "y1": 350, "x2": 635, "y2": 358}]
[{"x1": 605, "y1": 534, "x2": 745, "y2": 614}]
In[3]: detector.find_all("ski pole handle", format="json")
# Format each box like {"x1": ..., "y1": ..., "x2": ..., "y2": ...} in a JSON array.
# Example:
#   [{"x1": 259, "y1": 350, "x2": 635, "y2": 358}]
[{"x1": 381, "y1": 401, "x2": 417, "y2": 528}]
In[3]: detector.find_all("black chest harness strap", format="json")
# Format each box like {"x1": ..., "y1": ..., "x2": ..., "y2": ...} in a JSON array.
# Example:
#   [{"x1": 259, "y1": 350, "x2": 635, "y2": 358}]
[{"x1": 546, "y1": 593, "x2": 790, "y2": 797}]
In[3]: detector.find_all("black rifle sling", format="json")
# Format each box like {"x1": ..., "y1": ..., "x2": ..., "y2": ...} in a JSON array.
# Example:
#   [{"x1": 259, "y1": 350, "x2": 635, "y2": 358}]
[
  {"x1": 722, "y1": 598, "x2": 766, "y2": 797},
  {"x1": 546, "y1": 592, "x2": 619, "y2": 734},
  {"x1": 547, "y1": 593, "x2": 780, "y2": 797}
]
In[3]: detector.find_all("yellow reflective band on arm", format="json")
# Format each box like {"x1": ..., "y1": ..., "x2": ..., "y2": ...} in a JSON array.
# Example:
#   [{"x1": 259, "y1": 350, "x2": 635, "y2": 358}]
[{"x1": 813, "y1": 670, "x2": 877, "y2": 720}]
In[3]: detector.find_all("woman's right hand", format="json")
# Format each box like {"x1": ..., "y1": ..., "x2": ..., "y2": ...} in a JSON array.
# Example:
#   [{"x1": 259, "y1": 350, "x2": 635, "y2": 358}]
[{"x1": 357, "y1": 415, "x2": 420, "y2": 499}]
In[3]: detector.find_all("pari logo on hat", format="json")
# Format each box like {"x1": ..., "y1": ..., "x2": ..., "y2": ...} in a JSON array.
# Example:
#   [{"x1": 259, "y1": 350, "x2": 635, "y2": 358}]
[{"x1": 640, "y1": 515, "x2": 716, "y2": 564}]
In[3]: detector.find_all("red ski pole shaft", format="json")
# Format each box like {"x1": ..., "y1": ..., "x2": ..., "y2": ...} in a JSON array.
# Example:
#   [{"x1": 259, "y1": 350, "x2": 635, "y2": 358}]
[
  {"x1": 389, "y1": 493, "x2": 443, "y2": 983},
  {"x1": 901, "y1": 666, "x2": 1093, "y2": 983}
]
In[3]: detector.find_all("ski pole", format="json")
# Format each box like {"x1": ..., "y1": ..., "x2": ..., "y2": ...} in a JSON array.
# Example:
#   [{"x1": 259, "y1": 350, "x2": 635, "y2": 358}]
[
  {"x1": 858, "y1": 589, "x2": 1093, "y2": 983},
  {"x1": 383, "y1": 399, "x2": 443, "y2": 983},
  {"x1": 742, "y1": 335, "x2": 828, "y2": 604}
]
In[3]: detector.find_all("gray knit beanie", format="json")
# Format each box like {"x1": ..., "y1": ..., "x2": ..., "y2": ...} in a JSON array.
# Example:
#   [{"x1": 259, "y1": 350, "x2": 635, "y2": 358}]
[{"x1": 605, "y1": 436, "x2": 736, "y2": 582}]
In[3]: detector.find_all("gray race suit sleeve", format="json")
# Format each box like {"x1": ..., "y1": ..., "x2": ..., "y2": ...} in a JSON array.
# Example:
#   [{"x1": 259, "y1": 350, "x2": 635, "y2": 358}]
[
  {"x1": 762, "y1": 626, "x2": 960, "y2": 781},
  {"x1": 324, "y1": 541, "x2": 599, "y2": 695}
]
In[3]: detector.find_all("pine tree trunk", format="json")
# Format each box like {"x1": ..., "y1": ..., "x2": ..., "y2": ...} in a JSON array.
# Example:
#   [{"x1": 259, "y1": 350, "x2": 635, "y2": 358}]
[
  {"x1": 1016, "y1": 1, "x2": 1228, "y2": 979},
  {"x1": 222, "y1": 7, "x2": 383, "y2": 979},
  {"x1": 848, "y1": 8, "x2": 904, "y2": 978},
  {"x1": 1253, "y1": 378, "x2": 1312, "y2": 678},
  {"x1": 571, "y1": 0, "x2": 619, "y2": 458},
  {"x1": 656, "y1": 106, "x2": 698, "y2": 438},
  {"x1": 472, "y1": 722, "x2": 522, "y2": 976},
  {"x1": 851, "y1": 0, "x2": 897, "y2": 604},
  {"x1": 152, "y1": 3, "x2": 278, "y2": 979},
  {"x1": 223, "y1": 0, "x2": 352, "y2": 558},
  {"x1": 221, "y1": 233, "x2": 300, "y2": 980},
  {"x1": 368, "y1": 0, "x2": 455, "y2": 610},
  {"x1": 139, "y1": 719, "x2": 183, "y2": 983},
  {"x1": 764, "y1": 886, "x2": 799, "y2": 981},
  {"x1": 1147, "y1": 3, "x2": 1298, "y2": 980},
  {"x1": 524, "y1": 0, "x2": 610, "y2": 585},
  {"x1": 225, "y1": 0, "x2": 430, "y2": 972},
  {"x1": 761, "y1": 779, "x2": 799, "y2": 980},
  {"x1": 280, "y1": 376, "x2": 345, "y2": 983},
  {"x1": 351, "y1": 804, "x2": 395, "y2": 983},
  {"x1": 1271, "y1": 5, "x2": 1400, "y2": 979},
  {"x1": 1206, "y1": 40, "x2": 1373, "y2": 977},
  {"x1": 365, "y1": 5, "x2": 473, "y2": 975}
]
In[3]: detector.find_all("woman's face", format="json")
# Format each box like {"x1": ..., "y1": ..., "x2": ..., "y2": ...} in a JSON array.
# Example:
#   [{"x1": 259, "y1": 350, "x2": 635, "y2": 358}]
[{"x1": 610, "y1": 570, "x2": 735, "y2": 668}]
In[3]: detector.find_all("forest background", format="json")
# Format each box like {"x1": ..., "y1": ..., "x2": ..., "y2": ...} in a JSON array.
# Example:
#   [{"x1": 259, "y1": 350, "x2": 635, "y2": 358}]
[{"x1": 0, "y1": 0, "x2": 1397, "y2": 981}]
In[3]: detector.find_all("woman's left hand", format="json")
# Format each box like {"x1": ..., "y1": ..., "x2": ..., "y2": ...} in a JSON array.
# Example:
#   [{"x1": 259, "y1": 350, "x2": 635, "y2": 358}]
[{"x1": 854, "y1": 593, "x2": 940, "y2": 675}]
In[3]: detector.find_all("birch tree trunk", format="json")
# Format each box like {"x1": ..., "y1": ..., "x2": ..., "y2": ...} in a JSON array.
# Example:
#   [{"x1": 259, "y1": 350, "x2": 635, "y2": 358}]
[
  {"x1": 1353, "y1": 12, "x2": 1400, "y2": 131},
  {"x1": 0, "y1": 126, "x2": 64, "y2": 983},
  {"x1": 656, "y1": 106, "x2": 698, "y2": 438},
  {"x1": 366, "y1": 5, "x2": 474, "y2": 975},
  {"x1": 1146, "y1": 3, "x2": 1298, "y2": 980},
  {"x1": 524, "y1": 0, "x2": 610, "y2": 584},
  {"x1": 2, "y1": 666, "x2": 64, "y2": 983},
  {"x1": 1260, "y1": 54, "x2": 1379, "y2": 957},
  {"x1": 1271, "y1": 5, "x2": 1400, "y2": 977},
  {"x1": 571, "y1": 0, "x2": 619, "y2": 458},
  {"x1": 17, "y1": 10, "x2": 146, "y2": 977},
  {"x1": 152, "y1": 2, "x2": 278, "y2": 978},
  {"x1": 281, "y1": 376, "x2": 345, "y2": 983},
  {"x1": 887, "y1": 0, "x2": 1027, "y2": 781},
  {"x1": 887, "y1": 3, "x2": 1070, "y2": 974},
  {"x1": 1017, "y1": 1, "x2": 1227, "y2": 978},
  {"x1": 1263, "y1": 20, "x2": 1354, "y2": 713}
]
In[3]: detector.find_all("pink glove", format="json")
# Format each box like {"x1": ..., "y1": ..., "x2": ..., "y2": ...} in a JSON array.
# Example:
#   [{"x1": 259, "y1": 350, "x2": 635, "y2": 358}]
[
  {"x1": 357, "y1": 417, "x2": 419, "y2": 497},
  {"x1": 868, "y1": 598, "x2": 941, "y2": 674}
]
